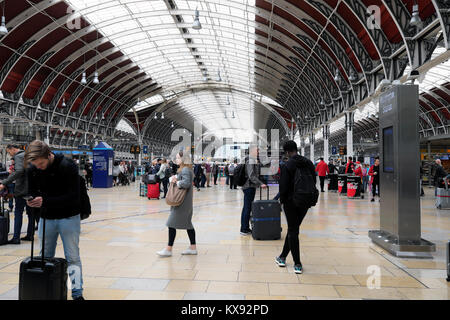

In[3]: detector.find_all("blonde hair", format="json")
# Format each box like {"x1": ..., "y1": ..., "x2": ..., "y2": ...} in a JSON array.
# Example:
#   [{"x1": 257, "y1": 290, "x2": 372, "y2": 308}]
[
  {"x1": 177, "y1": 151, "x2": 193, "y2": 173},
  {"x1": 24, "y1": 140, "x2": 52, "y2": 167}
]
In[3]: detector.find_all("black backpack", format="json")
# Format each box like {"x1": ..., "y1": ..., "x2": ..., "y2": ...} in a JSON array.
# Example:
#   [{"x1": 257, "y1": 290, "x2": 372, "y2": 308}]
[
  {"x1": 79, "y1": 175, "x2": 91, "y2": 220},
  {"x1": 165, "y1": 167, "x2": 172, "y2": 177},
  {"x1": 234, "y1": 164, "x2": 247, "y2": 186},
  {"x1": 292, "y1": 166, "x2": 319, "y2": 208}
]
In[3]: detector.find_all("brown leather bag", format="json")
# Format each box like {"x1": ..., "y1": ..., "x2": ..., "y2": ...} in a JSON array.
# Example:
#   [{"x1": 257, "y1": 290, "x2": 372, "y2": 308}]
[{"x1": 165, "y1": 181, "x2": 187, "y2": 207}]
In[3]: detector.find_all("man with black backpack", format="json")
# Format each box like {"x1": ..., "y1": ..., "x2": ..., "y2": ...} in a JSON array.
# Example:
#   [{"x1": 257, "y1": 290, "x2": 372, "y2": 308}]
[
  {"x1": 275, "y1": 140, "x2": 318, "y2": 274},
  {"x1": 24, "y1": 140, "x2": 85, "y2": 300}
]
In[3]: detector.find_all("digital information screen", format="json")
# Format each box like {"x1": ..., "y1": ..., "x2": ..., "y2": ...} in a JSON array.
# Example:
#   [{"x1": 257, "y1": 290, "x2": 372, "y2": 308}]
[{"x1": 383, "y1": 126, "x2": 394, "y2": 173}]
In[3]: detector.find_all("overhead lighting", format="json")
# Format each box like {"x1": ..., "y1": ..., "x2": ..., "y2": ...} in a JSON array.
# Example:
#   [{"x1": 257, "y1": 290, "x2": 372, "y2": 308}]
[
  {"x1": 92, "y1": 71, "x2": 99, "y2": 84},
  {"x1": 192, "y1": 9, "x2": 202, "y2": 30},
  {"x1": 154, "y1": 113, "x2": 157, "y2": 119},
  {"x1": 171, "y1": 121, "x2": 174, "y2": 128},
  {"x1": 0, "y1": 15, "x2": 7, "y2": 36},
  {"x1": 334, "y1": 68, "x2": 341, "y2": 82},
  {"x1": 320, "y1": 97, "x2": 325, "y2": 106},
  {"x1": 202, "y1": 71, "x2": 208, "y2": 81},
  {"x1": 296, "y1": 113, "x2": 299, "y2": 119},
  {"x1": 226, "y1": 96, "x2": 230, "y2": 105},
  {"x1": 410, "y1": 3, "x2": 422, "y2": 28},
  {"x1": 232, "y1": 111, "x2": 235, "y2": 118},
  {"x1": 81, "y1": 72, "x2": 87, "y2": 84},
  {"x1": 216, "y1": 70, "x2": 222, "y2": 82},
  {"x1": 62, "y1": 98, "x2": 66, "y2": 108},
  {"x1": 349, "y1": 71, "x2": 357, "y2": 82}
]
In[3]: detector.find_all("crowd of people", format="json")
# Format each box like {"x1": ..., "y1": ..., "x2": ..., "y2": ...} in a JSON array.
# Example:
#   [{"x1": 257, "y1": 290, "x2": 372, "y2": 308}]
[{"x1": 0, "y1": 140, "x2": 448, "y2": 299}]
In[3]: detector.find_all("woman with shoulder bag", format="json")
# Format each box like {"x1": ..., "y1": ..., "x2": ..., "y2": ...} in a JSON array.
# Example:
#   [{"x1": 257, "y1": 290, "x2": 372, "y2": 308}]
[{"x1": 157, "y1": 151, "x2": 197, "y2": 257}]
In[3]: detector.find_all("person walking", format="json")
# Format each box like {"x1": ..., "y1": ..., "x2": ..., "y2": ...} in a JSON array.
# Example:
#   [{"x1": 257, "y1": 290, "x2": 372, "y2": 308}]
[
  {"x1": 25, "y1": 140, "x2": 85, "y2": 300},
  {"x1": 328, "y1": 159, "x2": 337, "y2": 174},
  {"x1": 193, "y1": 162, "x2": 202, "y2": 191},
  {"x1": 157, "y1": 151, "x2": 197, "y2": 257},
  {"x1": 275, "y1": 140, "x2": 316, "y2": 274},
  {"x1": 212, "y1": 161, "x2": 219, "y2": 185},
  {"x1": 157, "y1": 158, "x2": 169, "y2": 198},
  {"x1": 315, "y1": 157, "x2": 329, "y2": 192},
  {"x1": 0, "y1": 145, "x2": 35, "y2": 244},
  {"x1": 228, "y1": 160, "x2": 238, "y2": 190},
  {"x1": 362, "y1": 163, "x2": 369, "y2": 194},
  {"x1": 225, "y1": 163, "x2": 230, "y2": 185},
  {"x1": 345, "y1": 156, "x2": 354, "y2": 174},
  {"x1": 205, "y1": 162, "x2": 212, "y2": 187},
  {"x1": 369, "y1": 158, "x2": 380, "y2": 202},
  {"x1": 433, "y1": 159, "x2": 447, "y2": 196},
  {"x1": 240, "y1": 145, "x2": 267, "y2": 235}
]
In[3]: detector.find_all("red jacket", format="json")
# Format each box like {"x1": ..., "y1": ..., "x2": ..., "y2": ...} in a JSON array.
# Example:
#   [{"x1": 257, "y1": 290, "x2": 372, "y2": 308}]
[
  {"x1": 368, "y1": 165, "x2": 379, "y2": 184},
  {"x1": 354, "y1": 166, "x2": 363, "y2": 180},
  {"x1": 315, "y1": 161, "x2": 329, "y2": 177}
]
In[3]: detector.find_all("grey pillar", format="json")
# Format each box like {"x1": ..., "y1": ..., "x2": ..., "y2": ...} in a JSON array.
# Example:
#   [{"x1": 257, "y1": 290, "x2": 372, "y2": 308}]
[
  {"x1": 345, "y1": 111, "x2": 354, "y2": 158},
  {"x1": 300, "y1": 138, "x2": 305, "y2": 156},
  {"x1": 44, "y1": 125, "x2": 50, "y2": 144},
  {"x1": 309, "y1": 133, "x2": 315, "y2": 162},
  {"x1": 323, "y1": 124, "x2": 330, "y2": 162}
]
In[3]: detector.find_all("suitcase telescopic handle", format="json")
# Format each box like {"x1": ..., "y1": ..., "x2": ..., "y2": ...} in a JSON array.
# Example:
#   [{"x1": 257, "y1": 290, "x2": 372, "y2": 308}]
[
  {"x1": 259, "y1": 185, "x2": 269, "y2": 200},
  {"x1": 30, "y1": 208, "x2": 46, "y2": 269}
]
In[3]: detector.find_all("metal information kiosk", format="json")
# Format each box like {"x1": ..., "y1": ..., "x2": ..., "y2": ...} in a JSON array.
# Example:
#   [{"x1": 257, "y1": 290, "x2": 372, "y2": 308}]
[{"x1": 368, "y1": 85, "x2": 435, "y2": 258}]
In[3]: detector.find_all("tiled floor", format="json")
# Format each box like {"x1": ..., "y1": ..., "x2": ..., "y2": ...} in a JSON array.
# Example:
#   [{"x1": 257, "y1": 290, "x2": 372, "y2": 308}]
[{"x1": 0, "y1": 178, "x2": 449, "y2": 300}]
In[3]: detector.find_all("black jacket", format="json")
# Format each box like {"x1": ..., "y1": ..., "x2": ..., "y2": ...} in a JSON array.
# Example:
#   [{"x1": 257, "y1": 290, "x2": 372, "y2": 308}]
[
  {"x1": 27, "y1": 154, "x2": 80, "y2": 220},
  {"x1": 434, "y1": 165, "x2": 447, "y2": 187},
  {"x1": 279, "y1": 154, "x2": 316, "y2": 205}
]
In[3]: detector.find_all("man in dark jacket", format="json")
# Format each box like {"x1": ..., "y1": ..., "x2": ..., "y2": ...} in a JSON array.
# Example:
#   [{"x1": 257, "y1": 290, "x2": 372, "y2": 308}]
[
  {"x1": 0, "y1": 145, "x2": 35, "y2": 244},
  {"x1": 275, "y1": 140, "x2": 316, "y2": 274},
  {"x1": 434, "y1": 159, "x2": 447, "y2": 196},
  {"x1": 25, "y1": 140, "x2": 84, "y2": 300},
  {"x1": 240, "y1": 145, "x2": 267, "y2": 235}
]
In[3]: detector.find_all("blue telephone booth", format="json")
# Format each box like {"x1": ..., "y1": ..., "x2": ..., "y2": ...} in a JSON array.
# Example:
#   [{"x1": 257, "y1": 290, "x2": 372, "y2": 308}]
[{"x1": 93, "y1": 142, "x2": 114, "y2": 188}]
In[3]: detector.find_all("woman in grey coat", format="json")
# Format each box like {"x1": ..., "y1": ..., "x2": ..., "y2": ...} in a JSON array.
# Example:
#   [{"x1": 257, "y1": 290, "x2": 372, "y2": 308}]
[{"x1": 157, "y1": 151, "x2": 197, "y2": 257}]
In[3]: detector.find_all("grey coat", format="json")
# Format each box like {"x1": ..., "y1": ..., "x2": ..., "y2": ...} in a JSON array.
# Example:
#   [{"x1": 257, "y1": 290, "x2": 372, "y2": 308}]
[
  {"x1": 166, "y1": 167, "x2": 194, "y2": 230},
  {"x1": 1, "y1": 150, "x2": 28, "y2": 197}
]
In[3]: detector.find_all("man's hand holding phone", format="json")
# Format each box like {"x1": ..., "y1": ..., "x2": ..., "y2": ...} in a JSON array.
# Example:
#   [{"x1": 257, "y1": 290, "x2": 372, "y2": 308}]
[{"x1": 26, "y1": 196, "x2": 43, "y2": 208}]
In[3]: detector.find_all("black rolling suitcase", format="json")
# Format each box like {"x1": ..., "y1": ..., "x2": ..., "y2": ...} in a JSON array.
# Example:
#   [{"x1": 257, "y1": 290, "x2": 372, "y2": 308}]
[
  {"x1": 251, "y1": 187, "x2": 282, "y2": 240},
  {"x1": 0, "y1": 195, "x2": 10, "y2": 245},
  {"x1": 19, "y1": 215, "x2": 68, "y2": 300}
]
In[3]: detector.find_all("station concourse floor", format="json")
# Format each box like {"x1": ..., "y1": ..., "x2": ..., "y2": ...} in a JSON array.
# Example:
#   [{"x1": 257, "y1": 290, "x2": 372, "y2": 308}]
[{"x1": 0, "y1": 178, "x2": 449, "y2": 300}]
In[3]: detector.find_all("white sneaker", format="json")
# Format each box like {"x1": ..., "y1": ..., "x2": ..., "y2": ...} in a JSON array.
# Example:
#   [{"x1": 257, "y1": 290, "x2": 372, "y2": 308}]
[
  {"x1": 181, "y1": 248, "x2": 198, "y2": 255},
  {"x1": 157, "y1": 248, "x2": 172, "y2": 257}
]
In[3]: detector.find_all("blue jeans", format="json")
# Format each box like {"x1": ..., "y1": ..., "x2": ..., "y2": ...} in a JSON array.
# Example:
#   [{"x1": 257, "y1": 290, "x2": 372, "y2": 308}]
[
  {"x1": 13, "y1": 197, "x2": 32, "y2": 240},
  {"x1": 38, "y1": 215, "x2": 83, "y2": 299},
  {"x1": 241, "y1": 188, "x2": 256, "y2": 232}
]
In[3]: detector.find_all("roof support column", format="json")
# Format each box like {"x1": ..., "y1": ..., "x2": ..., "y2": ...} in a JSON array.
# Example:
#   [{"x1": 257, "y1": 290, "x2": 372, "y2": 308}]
[
  {"x1": 44, "y1": 125, "x2": 50, "y2": 145},
  {"x1": 345, "y1": 111, "x2": 354, "y2": 158},
  {"x1": 323, "y1": 124, "x2": 330, "y2": 162},
  {"x1": 309, "y1": 133, "x2": 315, "y2": 162},
  {"x1": 300, "y1": 138, "x2": 305, "y2": 157}
]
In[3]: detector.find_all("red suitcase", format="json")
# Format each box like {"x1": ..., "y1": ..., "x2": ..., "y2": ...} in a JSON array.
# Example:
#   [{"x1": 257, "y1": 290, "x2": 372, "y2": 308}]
[{"x1": 147, "y1": 183, "x2": 160, "y2": 199}]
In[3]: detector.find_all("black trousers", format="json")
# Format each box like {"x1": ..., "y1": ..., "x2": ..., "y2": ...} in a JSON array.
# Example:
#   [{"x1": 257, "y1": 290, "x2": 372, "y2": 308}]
[
  {"x1": 280, "y1": 202, "x2": 308, "y2": 265},
  {"x1": 213, "y1": 173, "x2": 218, "y2": 184},
  {"x1": 319, "y1": 176, "x2": 326, "y2": 191},
  {"x1": 372, "y1": 180, "x2": 380, "y2": 198},
  {"x1": 168, "y1": 227, "x2": 196, "y2": 246},
  {"x1": 229, "y1": 175, "x2": 237, "y2": 189}
]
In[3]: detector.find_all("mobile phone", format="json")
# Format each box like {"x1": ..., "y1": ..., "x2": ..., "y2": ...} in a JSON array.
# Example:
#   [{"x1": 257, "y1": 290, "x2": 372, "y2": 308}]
[{"x1": 23, "y1": 196, "x2": 34, "y2": 201}]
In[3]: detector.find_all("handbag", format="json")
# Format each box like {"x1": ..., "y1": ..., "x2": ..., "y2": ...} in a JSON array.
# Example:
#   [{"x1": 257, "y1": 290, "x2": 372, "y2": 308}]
[{"x1": 165, "y1": 181, "x2": 187, "y2": 207}]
